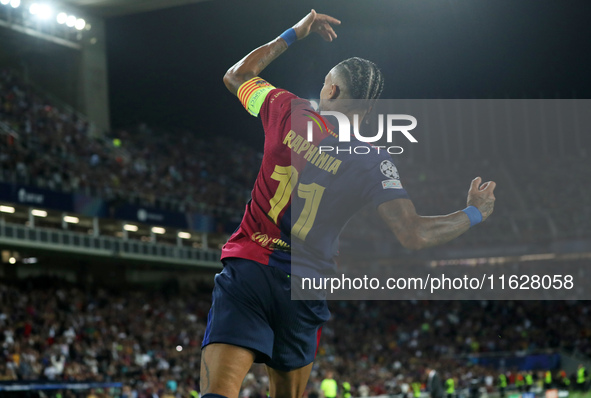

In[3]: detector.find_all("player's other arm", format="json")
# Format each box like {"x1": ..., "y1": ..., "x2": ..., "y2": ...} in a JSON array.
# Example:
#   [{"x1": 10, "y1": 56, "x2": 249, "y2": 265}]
[
  {"x1": 223, "y1": 10, "x2": 340, "y2": 95},
  {"x1": 378, "y1": 177, "x2": 496, "y2": 250}
]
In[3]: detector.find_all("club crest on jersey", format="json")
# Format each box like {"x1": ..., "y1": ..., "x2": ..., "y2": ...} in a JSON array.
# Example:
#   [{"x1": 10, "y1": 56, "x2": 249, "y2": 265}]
[
  {"x1": 380, "y1": 160, "x2": 399, "y2": 180},
  {"x1": 254, "y1": 79, "x2": 272, "y2": 88}
]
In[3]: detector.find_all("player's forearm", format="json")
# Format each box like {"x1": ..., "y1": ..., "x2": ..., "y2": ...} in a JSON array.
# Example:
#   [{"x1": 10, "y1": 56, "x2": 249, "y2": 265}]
[
  {"x1": 224, "y1": 10, "x2": 340, "y2": 95},
  {"x1": 379, "y1": 199, "x2": 473, "y2": 251},
  {"x1": 223, "y1": 38, "x2": 288, "y2": 95},
  {"x1": 410, "y1": 212, "x2": 471, "y2": 250}
]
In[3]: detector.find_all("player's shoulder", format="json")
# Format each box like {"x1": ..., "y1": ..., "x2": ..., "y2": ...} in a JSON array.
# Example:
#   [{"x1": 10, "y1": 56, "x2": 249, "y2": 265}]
[
  {"x1": 266, "y1": 88, "x2": 297, "y2": 102},
  {"x1": 341, "y1": 141, "x2": 398, "y2": 169},
  {"x1": 261, "y1": 88, "x2": 314, "y2": 127},
  {"x1": 345, "y1": 143, "x2": 403, "y2": 184},
  {"x1": 264, "y1": 88, "x2": 307, "y2": 111}
]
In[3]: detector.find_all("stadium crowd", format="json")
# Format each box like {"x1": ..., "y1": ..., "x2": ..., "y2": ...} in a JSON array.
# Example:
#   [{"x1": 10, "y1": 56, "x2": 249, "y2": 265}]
[
  {"x1": 1, "y1": 278, "x2": 590, "y2": 397},
  {"x1": 0, "y1": 69, "x2": 258, "y2": 217}
]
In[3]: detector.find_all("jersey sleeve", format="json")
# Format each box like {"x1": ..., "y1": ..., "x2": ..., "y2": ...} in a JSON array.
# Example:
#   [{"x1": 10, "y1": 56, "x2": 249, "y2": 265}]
[
  {"x1": 360, "y1": 151, "x2": 409, "y2": 208},
  {"x1": 237, "y1": 77, "x2": 276, "y2": 117},
  {"x1": 236, "y1": 77, "x2": 302, "y2": 138}
]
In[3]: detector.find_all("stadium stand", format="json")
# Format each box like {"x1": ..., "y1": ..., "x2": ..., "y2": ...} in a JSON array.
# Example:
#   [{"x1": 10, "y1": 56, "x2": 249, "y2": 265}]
[
  {"x1": 2, "y1": 69, "x2": 590, "y2": 245},
  {"x1": 0, "y1": 276, "x2": 589, "y2": 397},
  {"x1": 0, "y1": 69, "x2": 257, "y2": 217}
]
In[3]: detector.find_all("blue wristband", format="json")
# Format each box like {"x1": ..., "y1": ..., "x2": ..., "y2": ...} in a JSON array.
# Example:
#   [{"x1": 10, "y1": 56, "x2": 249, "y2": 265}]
[
  {"x1": 280, "y1": 28, "x2": 298, "y2": 47},
  {"x1": 462, "y1": 206, "x2": 483, "y2": 227}
]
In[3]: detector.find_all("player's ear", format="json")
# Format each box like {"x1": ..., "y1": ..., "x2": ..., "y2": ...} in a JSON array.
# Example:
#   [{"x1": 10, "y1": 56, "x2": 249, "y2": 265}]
[{"x1": 329, "y1": 84, "x2": 340, "y2": 99}]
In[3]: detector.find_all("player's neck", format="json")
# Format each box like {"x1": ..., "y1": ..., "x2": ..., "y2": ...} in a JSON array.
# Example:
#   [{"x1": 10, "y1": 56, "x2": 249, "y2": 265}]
[
  {"x1": 321, "y1": 105, "x2": 365, "y2": 132},
  {"x1": 342, "y1": 110, "x2": 365, "y2": 132}
]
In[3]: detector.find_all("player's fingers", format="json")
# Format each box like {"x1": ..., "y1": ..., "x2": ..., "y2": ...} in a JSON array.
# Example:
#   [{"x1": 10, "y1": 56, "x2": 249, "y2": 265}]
[
  {"x1": 317, "y1": 28, "x2": 329, "y2": 41},
  {"x1": 480, "y1": 181, "x2": 494, "y2": 191},
  {"x1": 321, "y1": 31, "x2": 332, "y2": 41},
  {"x1": 485, "y1": 181, "x2": 497, "y2": 193},
  {"x1": 469, "y1": 177, "x2": 482, "y2": 192},
  {"x1": 326, "y1": 26, "x2": 337, "y2": 40},
  {"x1": 321, "y1": 25, "x2": 335, "y2": 41},
  {"x1": 482, "y1": 183, "x2": 496, "y2": 202},
  {"x1": 318, "y1": 14, "x2": 341, "y2": 25},
  {"x1": 302, "y1": 9, "x2": 316, "y2": 27}
]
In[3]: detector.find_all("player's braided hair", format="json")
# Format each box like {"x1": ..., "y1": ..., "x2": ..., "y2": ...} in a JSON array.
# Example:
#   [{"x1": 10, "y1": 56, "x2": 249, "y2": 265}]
[{"x1": 334, "y1": 57, "x2": 384, "y2": 102}]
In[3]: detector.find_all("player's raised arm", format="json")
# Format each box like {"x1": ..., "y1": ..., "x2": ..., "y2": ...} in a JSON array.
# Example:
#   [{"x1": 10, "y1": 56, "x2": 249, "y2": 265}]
[
  {"x1": 222, "y1": 10, "x2": 341, "y2": 95},
  {"x1": 378, "y1": 177, "x2": 496, "y2": 250}
]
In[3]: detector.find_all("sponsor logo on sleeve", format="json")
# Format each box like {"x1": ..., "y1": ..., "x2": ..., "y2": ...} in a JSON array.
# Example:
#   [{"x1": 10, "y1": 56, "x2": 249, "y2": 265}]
[{"x1": 382, "y1": 179, "x2": 403, "y2": 190}]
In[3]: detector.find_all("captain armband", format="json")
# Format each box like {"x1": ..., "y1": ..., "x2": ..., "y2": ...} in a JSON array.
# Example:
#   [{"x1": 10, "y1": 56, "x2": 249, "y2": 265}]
[{"x1": 237, "y1": 77, "x2": 276, "y2": 117}]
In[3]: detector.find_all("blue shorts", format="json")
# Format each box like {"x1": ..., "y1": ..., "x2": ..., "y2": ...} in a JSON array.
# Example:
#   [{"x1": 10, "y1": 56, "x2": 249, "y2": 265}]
[{"x1": 201, "y1": 257, "x2": 330, "y2": 372}]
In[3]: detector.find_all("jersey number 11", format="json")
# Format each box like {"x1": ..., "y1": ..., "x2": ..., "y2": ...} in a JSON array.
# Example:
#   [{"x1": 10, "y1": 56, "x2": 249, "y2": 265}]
[{"x1": 267, "y1": 165, "x2": 325, "y2": 241}]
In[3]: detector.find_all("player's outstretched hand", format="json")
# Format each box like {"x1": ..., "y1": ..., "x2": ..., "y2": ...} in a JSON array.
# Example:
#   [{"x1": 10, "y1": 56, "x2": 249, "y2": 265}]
[
  {"x1": 466, "y1": 177, "x2": 496, "y2": 221},
  {"x1": 293, "y1": 9, "x2": 341, "y2": 42}
]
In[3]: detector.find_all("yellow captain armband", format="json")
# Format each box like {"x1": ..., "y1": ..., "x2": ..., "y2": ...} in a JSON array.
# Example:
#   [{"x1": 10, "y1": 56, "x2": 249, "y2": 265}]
[{"x1": 237, "y1": 77, "x2": 275, "y2": 117}]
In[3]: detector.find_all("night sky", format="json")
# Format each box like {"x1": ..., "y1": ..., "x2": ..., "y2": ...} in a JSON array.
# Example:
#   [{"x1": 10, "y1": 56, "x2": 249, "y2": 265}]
[{"x1": 106, "y1": 0, "x2": 591, "y2": 146}]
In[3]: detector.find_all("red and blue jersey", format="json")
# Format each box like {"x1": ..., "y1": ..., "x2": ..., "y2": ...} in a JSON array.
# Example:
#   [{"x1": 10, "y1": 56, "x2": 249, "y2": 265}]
[{"x1": 221, "y1": 77, "x2": 408, "y2": 276}]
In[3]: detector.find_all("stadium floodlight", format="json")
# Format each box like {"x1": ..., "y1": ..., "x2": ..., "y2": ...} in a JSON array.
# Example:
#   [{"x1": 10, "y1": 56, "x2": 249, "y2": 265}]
[
  {"x1": 38, "y1": 4, "x2": 52, "y2": 19},
  {"x1": 31, "y1": 209, "x2": 47, "y2": 217},
  {"x1": 56, "y1": 12, "x2": 67, "y2": 24},
  {"x1": 30, "y1": 3, "x2": 52, "y2": 19},
  {"x1": 8, "y1": 257, "x2": 16, "y2": 264},
  {"x1": 176, "y1": 345, "x2": 183, "y2": 352},
  {"x1": 0, "y1": 0, "x2": 10, "y2": 5},
  {"x1": 64, "y1": 216, "x2": 79, "y2": 224},
  {"x1": 0, "y1": 205, "x2": 15, "y2": 213},
  {"x1": 75, "y1": 18, "x2": 86, "y2": 30},
  {"x1": 178, "y1": 232, "x2": 191, "y2": 240},
  {"x1": 9, "y1": 0, "x2": 20, "y2": 8},
  {"x1": 123, "y1": 224, "x2": 138, "y2": 232},
  {"x1": 66, "y1": 15, "x2": 76, "y2": 27},
  {"x1": 151, "y1": 227, "x2": 166, "y2": 235}
]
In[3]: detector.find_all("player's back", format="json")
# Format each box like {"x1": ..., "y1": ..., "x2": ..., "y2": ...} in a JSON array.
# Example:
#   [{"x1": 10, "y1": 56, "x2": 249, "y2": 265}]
[{"x1": 221, "y1": 79, "x2": 408, "y2": 277}]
